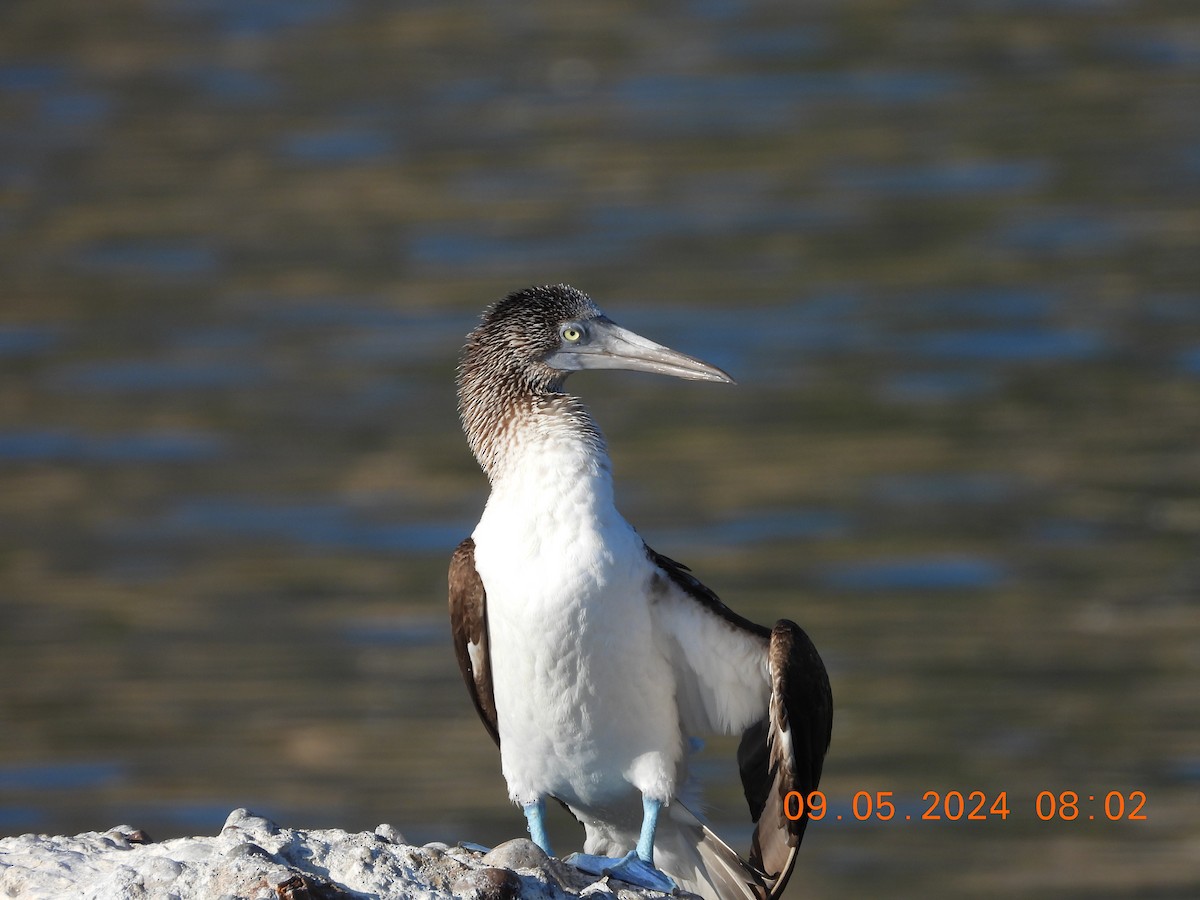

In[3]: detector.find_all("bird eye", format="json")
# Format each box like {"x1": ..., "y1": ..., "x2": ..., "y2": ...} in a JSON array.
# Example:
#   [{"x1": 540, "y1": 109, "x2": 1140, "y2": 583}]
[{"x1": 562, "y1": 325, "x2": 584, "y2": 343}]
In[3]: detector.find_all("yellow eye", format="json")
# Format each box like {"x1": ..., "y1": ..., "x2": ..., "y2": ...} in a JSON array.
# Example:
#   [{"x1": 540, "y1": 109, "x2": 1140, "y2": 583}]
[{"x1": 562, "y1": 325, "x2": 583, "y2": 342}]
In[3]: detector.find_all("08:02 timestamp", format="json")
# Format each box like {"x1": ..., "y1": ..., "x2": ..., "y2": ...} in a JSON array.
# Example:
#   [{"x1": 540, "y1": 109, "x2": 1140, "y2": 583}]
[{"x1": 783, "y1": 790, "x2": 1148, "y2": 823}]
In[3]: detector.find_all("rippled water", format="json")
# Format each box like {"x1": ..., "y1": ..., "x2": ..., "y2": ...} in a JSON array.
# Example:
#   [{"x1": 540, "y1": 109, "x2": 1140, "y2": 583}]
[{"x1": 1, "y1": 1, "x2": 1198, "y2": 897}]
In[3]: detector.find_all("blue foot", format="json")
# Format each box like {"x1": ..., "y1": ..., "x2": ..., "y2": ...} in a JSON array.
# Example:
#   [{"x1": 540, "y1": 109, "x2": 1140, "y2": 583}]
[{"x1": 568, "y1": 851, "x2": 677, "y2": 893}]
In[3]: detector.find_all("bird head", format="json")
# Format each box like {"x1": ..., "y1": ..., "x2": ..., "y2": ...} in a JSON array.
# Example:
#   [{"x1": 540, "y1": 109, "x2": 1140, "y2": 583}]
[{"x1": 467, "y1": 284, "x2": 735, "y2": 391}]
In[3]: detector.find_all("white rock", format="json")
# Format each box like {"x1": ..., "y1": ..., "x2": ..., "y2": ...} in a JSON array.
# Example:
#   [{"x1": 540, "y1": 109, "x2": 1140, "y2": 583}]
[{"x1": 0, "y1": 809, "x2": 674, "y2": 900}]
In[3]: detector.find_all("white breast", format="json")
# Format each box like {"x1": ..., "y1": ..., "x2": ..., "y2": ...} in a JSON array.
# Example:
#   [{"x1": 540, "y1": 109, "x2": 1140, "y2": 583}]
[{"x1": 471, "y1": 418, "x2": 684, "y2": 820}]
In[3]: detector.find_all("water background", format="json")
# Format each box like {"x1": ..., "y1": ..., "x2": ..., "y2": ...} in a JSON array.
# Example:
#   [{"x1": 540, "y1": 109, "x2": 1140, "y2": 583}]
[{"x1": 2, "y1": 1, "x2": 1198, "y2": 896}]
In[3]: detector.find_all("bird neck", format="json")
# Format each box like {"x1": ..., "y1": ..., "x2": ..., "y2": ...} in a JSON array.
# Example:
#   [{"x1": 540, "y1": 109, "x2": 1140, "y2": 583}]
[{"x1": 459, "y1": 368, "x2": 611, "y2": 492}]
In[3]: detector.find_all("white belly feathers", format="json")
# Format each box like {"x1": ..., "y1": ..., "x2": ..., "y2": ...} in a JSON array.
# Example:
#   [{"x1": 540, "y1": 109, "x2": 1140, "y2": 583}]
[{"x1": 471, "y1": 430, "x2": 683, "y2": 819}]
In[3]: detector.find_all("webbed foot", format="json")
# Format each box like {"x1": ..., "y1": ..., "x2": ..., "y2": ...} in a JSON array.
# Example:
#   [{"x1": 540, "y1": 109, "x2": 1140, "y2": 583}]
[{"x1": 568, "y1": 851, "x2": 677, "y2": 893}]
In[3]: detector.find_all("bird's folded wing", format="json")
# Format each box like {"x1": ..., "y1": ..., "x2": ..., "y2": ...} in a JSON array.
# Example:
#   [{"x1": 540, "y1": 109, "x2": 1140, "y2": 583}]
[
  {"x1": 449, "y1": 537, "x2": 500, "y2": 747},
  {"x1": 737, "y1": 620, "x2": 832, "y2": 895}
]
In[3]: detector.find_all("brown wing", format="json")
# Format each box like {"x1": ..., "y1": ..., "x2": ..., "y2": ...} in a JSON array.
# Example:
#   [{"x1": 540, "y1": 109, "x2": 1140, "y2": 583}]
[
  {"x1": 448, "y1": 537, "x2": 499, "y2": 747},
  {"x1": 738, "y1": 620, "x2": 833, "y2": 898}
]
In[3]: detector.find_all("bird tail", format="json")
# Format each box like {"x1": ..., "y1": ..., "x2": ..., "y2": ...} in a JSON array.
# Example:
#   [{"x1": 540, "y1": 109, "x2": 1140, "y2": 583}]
[{"x1": 652, "y1": 803, "x2": 777, "y2": 900}]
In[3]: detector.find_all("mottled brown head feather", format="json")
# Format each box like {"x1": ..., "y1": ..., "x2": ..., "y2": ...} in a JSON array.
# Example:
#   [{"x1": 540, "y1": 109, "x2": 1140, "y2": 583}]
[{"x1": 457, "y1": 285, "x2": 605, "y2": 478}]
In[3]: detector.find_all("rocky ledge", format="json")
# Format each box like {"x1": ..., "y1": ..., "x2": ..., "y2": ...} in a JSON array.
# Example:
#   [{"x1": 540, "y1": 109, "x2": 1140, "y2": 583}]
[{"x1": 0, "y1": 808, "x2": 676, "y2": 900}]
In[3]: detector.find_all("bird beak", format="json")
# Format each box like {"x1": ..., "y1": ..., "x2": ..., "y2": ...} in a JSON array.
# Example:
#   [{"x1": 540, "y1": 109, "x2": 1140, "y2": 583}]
[{"x1": 545, "y1": 317, "x2": 735, "y2": 384}]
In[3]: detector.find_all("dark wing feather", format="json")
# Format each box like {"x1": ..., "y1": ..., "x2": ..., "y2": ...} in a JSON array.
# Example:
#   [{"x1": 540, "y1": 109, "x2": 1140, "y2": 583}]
[
  {"x1": 648, "y1": 547, "x2": 770, "y2": 639},
  {"x1": 448, "y1": 537, "x2": 499, "y2": 747},
  {"x1": 738, "y1": 620, "x2": 832, "y2": 898}
]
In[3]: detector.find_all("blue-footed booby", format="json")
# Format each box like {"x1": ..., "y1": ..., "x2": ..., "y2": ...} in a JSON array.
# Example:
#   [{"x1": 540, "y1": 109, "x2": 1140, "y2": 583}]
[{"x1": 449, "y1": 285, "x2": 832, "y2": 900}]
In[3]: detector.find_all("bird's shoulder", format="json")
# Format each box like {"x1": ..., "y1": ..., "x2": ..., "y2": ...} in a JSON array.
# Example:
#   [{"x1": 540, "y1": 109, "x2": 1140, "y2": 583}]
[{"x1": 646, "y1": 544, "x2": 771, "y2": 639}]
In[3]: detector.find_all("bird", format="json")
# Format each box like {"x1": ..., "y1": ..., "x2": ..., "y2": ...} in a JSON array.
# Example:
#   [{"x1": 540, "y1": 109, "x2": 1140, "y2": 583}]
[{"x1": 449, "y1": 284, "x2": 832, "y2": 900}]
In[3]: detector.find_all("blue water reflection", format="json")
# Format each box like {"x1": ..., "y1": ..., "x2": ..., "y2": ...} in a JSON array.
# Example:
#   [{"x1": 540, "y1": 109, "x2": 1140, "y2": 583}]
[
  {"x1": 278, "y1": 128, "x2": 397, "y2": 165},
  {"x1": 690, "y1": 0, "x2": 746, "y2": 21},
  {"x1": 40, "y1": 92, "x2": 111, "y2": 129},
  {"x1": 0, "y1": 326, "x2": 62, "y2": 358},
  {"x1": 0, "y1": 807, "x2": 41, "y2": 830},
  {"x1": 0, "y1": 64, "x2": 68, "y2": 93},
  {"x1": 1180, "y1": 347, "x2": 1200, "y2": 376},
  {"x1": 820, "y1": 556, "x2": 1008, "y2": 592},
  {"x1": 0, "y1": 430, "x2": 227, "y2": 464},
  {"x1": 832, "y1": 160, "x2": 1051, "y2": 196},
  {"x1": 127, "y1": 497, "x2": 470, "y2": 554},
  {"x1": 1097, "y1": 28, "x2": 1200, "y2": 69},
  {"x1": 588, "y1": 200, "x2": 852, "y2": 240},
  {"x1": 910, "y1": 328, "x2": 1106, "y2": 363},
  {"x1": 71, "y1": 241, "x2": 222, "y2": 278},
  {"x1": 616, "y1": 71, "x2": 966, "y2": 112},
  {"x1": 869, "y1": 474, "x2": 1023, "y2": 506},
  {"x1": 613, "y1": 70, "x2": 967, "y2": 133},
  {"x1": 991, "y1": 212, "x2": 1126, "y2": 256},
  {"x1": 178, "y1": 65, "x2": 280, "y2": 104},
  {"x1": 409, "y1": 231, "x2": 628, "y2": 272},
  {"x1": 165, "y1": 325, "x2": 260, "y2": 353},
  {"x1": 895, "y1": 288, "x2": 1059, "y2": 321},
  {"x1": 658, "y1": 509, "x2": 853, "y2": 549},
  {"x1": 451, "y1": 167, "x2": 576, "y2": 202},
  {"x1": 881, "y1": 371, "x2": 1000, "y2": 403},
  {"x1": 719, "y1": 27, "x2": 830, "y2": 59},
  {"x1": 342, "y1": 618, "x2": 449, "y2": 648},
  {"x1": 164, "y1": 0, "x2": 347, "y2": 37},
  {"x1": 0, "y1": 63, "x2": 111, "y2": 132},
  {"x1": 51, "y1": 359, "x2": 263, "y2": 392},
  {"x1": 0, "y1": 761, "x2": 126, "y2": 791},
  {"x1": 1027, "y1": 518, "x2": 1103, "y2": 546},
  {"x1": 1146, "y1": 295, "x2": 1200, "y2": 323}
]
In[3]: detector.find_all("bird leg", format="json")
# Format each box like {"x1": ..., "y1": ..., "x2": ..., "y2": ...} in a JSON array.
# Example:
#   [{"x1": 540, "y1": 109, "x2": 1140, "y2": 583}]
[
  {"x1": 634, "y1": 792, "x2": 661, "y2": 864},
  {"x1": 523, "y1": 799, "x2": 553, "y2": 856},
  {"x1": 569, "y1": 795, "x2": 677, "y2": 893}
]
